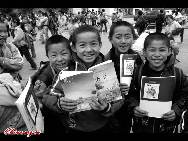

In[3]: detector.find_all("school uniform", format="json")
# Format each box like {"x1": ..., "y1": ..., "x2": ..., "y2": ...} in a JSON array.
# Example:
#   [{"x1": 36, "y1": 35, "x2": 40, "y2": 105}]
[{"x1": 128, "y1": 57, "x2": 188, "y2": 133}]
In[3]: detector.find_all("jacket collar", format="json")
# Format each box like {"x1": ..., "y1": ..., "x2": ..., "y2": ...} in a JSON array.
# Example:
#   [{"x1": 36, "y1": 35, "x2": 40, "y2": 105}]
[{"x1": 71, "y1": 52, "x2": 105, "y2": 71}]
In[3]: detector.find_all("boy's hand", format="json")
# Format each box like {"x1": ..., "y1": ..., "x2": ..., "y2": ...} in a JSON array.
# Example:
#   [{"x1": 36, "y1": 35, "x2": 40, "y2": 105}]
[
  {"x1": 119, "y1": 83, "x2": 129, "y2": 96},
  {"x1": 59, "y1": 97, "x2": 80, "y2": 112},
  {"x1": 134, "y1": 106, "x2": 148, "y2": 117},
  {"x1": 89, "y1": 97, "x2": 108, "y2": 111},
  {"x1": 162, "y1": 110, "x2": 176, "y2": 121}
]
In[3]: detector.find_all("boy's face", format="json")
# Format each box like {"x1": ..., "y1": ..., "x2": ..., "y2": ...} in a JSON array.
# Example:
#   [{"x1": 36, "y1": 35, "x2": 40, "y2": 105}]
[
  {"x1": 0, "y1": 23, "x2": 8, "y2": 45},
  {"x1": 144, "y1": 40, "x2": 170, "y2": 71},
  {"x1": 110, "y1": 26, "x2": 134, "y2": 54},
  {"x1": 48, "y1": 42, "x2": 71, "y2": 73},
  {"x1": 72, "y1": 32, "x2": 101, "y2": 65}
]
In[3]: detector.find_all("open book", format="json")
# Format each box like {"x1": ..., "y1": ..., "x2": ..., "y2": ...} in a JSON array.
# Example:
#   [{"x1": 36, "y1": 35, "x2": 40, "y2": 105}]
[
  {"x1": 120, "y1": 54, "x2": 137, "y2": 87},
  {"x1": 15, "y1": 77, "x2": 44, "y2": 133},
  {"x1": 139, "y1": 76, "x2": 176, "y2": 118},
  {"x1": 51, "y1": 60, "x2": 122, "y2": 113}
]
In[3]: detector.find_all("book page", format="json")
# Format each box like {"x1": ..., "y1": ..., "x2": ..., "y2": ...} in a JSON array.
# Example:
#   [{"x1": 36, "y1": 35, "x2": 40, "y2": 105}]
[
  {"x1": 139, "y1": 100, "x2": 172, "y2": 118},
  {"x1": 139, "y1": 76, "x2": 176, "y2": 118},
  {"x1": 52, "y1": 71, "x2": 97, "y2": 113},
  {"x1": 15, "y1": 77, "x2": 44, "y2": 132},
  {"x1": 89, "y1": 60, "x2": 122, "y2": 103}
]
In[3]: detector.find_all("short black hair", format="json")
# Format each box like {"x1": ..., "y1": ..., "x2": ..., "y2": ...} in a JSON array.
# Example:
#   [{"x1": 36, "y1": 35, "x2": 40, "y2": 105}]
[
  {"x1": 45, "y1": 35, "x2": 71, "y2": 57},
  {"x1": 108, "y1": 21, "x2": 138, "y2": 40},
  {"x1": 13, "y1": 18, "x2": 20, "y2": 26},
  {"x1": 69, "y1": 24, "x2": 101, "y2": 46},
  {"x1": 143, "y1": 32, "x2": 171, "y2": 50},
  {"x1": 138, "y1": 10, "x2": 143, "y2": 16}
]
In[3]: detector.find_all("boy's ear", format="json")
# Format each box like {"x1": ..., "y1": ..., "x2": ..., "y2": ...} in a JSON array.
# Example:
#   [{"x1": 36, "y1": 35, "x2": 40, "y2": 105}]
[{"x1": 71, "y1": 45, "x2": 77, "y2": 53}]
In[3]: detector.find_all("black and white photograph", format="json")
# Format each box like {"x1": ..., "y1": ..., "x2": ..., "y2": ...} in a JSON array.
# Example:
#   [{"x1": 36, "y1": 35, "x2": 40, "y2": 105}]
[{"x1": 0, "y1": 8, "x2": 188, "y2": 136}]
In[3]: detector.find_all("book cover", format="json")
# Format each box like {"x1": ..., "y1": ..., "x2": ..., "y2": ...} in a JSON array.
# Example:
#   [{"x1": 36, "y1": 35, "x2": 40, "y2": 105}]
[
  {"x1": 120, "y1": 54, "x2": 137, "y2": 87},
  {"x1": 51, "y1": 60, "x2": 121, "y2": 113},
  {"x1": 51, "y1": 71, "x2": 97, "y2": 113},
  {"x1": 15, "y1": 77, "x2": 44, "y2": 132},
  {"x1": 139, "y1": 76, "x2": 176, "y2": 118},
  {"x1": 88, "y1": 60, "x2": 122, "y2": 103}
]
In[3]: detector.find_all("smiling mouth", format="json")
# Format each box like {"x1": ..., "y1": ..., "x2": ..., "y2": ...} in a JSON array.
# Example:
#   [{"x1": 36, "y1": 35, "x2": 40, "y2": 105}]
[
  {"x1": 152, "y1": 60, "x2": 162, "y2": 63},
  {"x1": 84, "y1": 54, "x2": 95, "y2": 58}
]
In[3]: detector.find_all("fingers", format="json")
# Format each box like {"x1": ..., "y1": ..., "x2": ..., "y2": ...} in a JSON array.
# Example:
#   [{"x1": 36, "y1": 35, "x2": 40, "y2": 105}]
[
  {"x1": 89, "y1": 98, "x2": 108, "y2": 111},
  {"x1": 120, "y1": 83, "x2": 130, "y2": 96},
  {"x1": 162, "y1": 110, "x2": 176, "y2": 121},
  {"x1": 59, "y1": 97, "x2": 80, "y2": 112},
  {"x1": 134, "y1": 106, "x2": 148, "y2": 117}
]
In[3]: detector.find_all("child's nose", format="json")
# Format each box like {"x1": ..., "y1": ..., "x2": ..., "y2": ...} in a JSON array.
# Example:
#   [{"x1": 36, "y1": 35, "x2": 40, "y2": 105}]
[
  {"x1": 57, "y1": 55, "x2": 63, "y2": 61},
  {"x1": 121, "y1": 37, "x2": 126, "y2": 43},
  {"x1": 85, "y1": 45, "x2": 92, "y2": 51}
]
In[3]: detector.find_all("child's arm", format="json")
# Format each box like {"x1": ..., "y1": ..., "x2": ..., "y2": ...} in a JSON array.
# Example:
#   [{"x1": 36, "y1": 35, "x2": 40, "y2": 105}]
[
  {"x1": 0, "y1": 43, "x2": 24, "y2": 71},
  {"x1": 171, "y1": 72, "x2": 188, "y2": 119}
]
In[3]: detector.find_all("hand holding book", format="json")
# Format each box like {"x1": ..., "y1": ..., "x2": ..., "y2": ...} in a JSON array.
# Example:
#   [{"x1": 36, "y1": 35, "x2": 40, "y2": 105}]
[
  {"x1": 89, "y1": 96, "x2": 109, "y2": 112},
  {"x1": 161, "y1": 110, "x2": 176, "y2": 121},
  {"x1": 58, "y1": 97, "x2": 81, "y2": 112},
  {"x1": 134, "y1": 106, "x2": 148, "y2": 117},
  {"x1": 119, "y1": 83, "x2": 130, "y2": 96}
]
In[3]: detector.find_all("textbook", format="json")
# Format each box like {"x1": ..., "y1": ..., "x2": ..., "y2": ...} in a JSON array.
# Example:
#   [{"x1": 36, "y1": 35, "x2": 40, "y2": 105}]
[
  {"x1": 120, "y1": 54, "x2": 137, "y2": 87},
  {"x1": 139, "y1": 76, "x2": 176, "y2": 118},
  {"x1": 51, "y1": 60, "x2": 122, "y2": 113},
  {"x1": 15, "y1": 77, "x2": 44, "y2": 133}
]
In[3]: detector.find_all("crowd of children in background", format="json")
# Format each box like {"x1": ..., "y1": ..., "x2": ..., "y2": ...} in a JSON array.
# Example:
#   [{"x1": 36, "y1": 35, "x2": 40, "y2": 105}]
[{"x1": 0, "y1": 8, "x2": 188, "y2": 135}]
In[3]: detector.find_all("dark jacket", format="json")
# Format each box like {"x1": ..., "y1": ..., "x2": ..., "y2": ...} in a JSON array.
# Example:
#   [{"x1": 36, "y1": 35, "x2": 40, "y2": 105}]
[
  {"x1": 127, "y1": 56, "x2": 188, "y2": 133},
  {"x1": 104, "y1": 47, "x2": 143, "y2": 133},
  {"x1": 105, "y1": 47, "x2": 143, "y2": 82},
  {"x1": 32, "y1": 60, "x2": 76, "y2": 135}
]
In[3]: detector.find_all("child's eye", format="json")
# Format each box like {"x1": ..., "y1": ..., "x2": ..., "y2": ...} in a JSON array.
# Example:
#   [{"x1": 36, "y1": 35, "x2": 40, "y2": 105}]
[
  {"x1": 61, "y1": 53, "x2": 68, "y2": 56},
  {"x1": 125, "y1": 36, "x2": 131, "y2": 39},
  {"x1": 148, "y1": 49, "x2": 156, "y2": 52},
  {"x1": 91, "y1": 42, "x2": 98, "y2": 46},
  {"x1": 79, "y1": 44, "x2": 86, "y2": 47},
  {"x1": 51, "y1": 54, "x2": 57, "y2": 58},
  {"x1": 159, "y1": 49, "x2": 167, "y2": 52},
  {"x1": 115, "y1": 36, "x2": 121, "y2": 39}
]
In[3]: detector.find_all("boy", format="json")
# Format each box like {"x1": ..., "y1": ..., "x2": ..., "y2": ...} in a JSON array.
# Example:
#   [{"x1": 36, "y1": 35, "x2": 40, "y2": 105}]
[
  {"x1": 128, "y1": 32, "x2": 188, "y2": 133},
  {"x1": 32, "y1": 34, "x2": 75, "y2": 135}
]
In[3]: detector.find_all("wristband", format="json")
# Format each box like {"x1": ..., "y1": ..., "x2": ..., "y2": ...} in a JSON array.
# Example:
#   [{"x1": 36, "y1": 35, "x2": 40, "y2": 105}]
[
  {"x1": 57, "y1": 97, "x2": 63, "y2": 111},
  {"x1": 106, "y1": 103, "x2": 111, "y2": 112},
  {"x1": 101, "y1": 103, "x2": 111, "y2": 113}
]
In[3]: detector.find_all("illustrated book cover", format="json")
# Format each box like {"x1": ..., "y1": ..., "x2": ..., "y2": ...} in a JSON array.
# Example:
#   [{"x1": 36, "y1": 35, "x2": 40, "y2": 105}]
[
  {"x1": 15, "y1": 77, "x2": 44, "y2": 132},
  {"x1": 139, "y1": 76, "x2": 176, "y2": 118},
  {"x1": 120, "y1": 54, "x2": 137, "y2": 87},
  {"x1": 51, "y1": 60, "x2": 122, "y2": 113}
]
